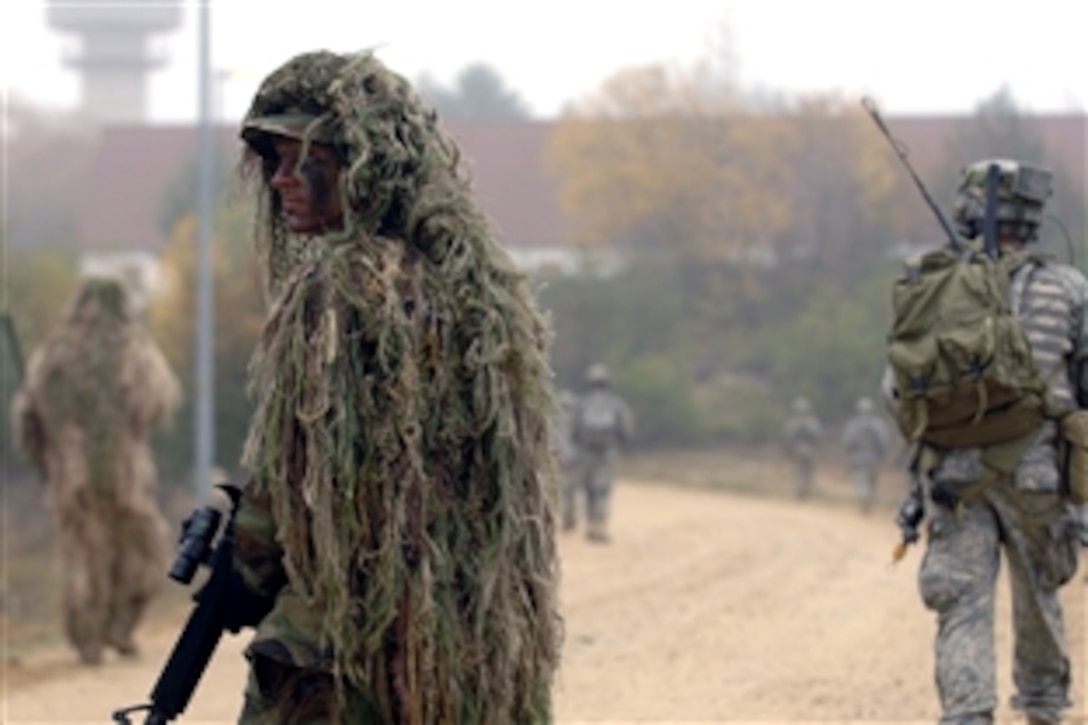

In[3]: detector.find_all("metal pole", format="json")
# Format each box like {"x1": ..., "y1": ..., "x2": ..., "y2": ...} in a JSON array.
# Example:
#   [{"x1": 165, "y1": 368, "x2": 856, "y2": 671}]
[{"x1": 194, "y1": 0, "x2": 215, "y2": 503}]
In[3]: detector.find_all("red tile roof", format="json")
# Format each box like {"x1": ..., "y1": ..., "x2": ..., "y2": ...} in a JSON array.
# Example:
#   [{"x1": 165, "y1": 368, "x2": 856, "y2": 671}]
[{"x1": 68, "y1": 114, "x2": 1085, "y2": 252}]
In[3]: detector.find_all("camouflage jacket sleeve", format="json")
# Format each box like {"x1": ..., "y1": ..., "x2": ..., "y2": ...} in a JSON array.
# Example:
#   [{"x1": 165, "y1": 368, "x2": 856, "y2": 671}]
[
  {"x1": 1064, "y1": 266, "x2": 1088, "y2": 363},
  {"x1": 1051, "y1": 264, "x2": 1088, "y2": 404},
  {"x1": 233, "y1": 483, "x2": 287, "y2": 599}
]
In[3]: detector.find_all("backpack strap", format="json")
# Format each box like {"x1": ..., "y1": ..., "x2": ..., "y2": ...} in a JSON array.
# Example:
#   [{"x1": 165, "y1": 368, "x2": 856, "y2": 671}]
[
  {"x1": 916, "y1": 430, "x2": 1037, "y2": 521},
  {"x1": 1009, "y1": 255, "x2": 1043, "y2": 318}
]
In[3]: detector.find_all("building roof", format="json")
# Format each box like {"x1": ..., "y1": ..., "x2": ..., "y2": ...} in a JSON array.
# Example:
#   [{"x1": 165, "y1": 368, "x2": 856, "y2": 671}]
[
  {"x1": 73, "y1": 119, "x2": 571, "y2": 252},
  {"x1": 67, "y1": 114, "x2": 1086, "y2": 253}
]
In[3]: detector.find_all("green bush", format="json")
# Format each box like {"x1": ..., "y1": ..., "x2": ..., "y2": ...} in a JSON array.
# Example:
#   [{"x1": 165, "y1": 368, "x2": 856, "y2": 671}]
[{"x1": 612, "y1": 355, "x2": 706, "y2": 447}]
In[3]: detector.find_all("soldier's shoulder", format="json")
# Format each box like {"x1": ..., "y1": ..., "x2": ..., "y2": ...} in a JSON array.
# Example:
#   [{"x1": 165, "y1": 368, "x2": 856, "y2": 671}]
[{"x1": 1035, "y1": 260, "x2": 1088, "y2": 298}]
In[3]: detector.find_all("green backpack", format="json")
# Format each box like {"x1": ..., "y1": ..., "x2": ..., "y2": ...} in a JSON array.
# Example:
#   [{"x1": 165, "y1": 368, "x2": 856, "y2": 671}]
[{"x1": 886, "y1": 246, "x2": 1048, "y2": 449}]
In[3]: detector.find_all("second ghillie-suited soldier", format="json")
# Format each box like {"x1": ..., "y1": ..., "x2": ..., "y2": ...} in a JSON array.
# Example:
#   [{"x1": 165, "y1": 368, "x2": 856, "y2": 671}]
[
  {"x1": 841, "y1": 396, "x2": 891, "y2": 514},
  {"x1": 571, "y1": 363, "x2": 633, "y2": 543},
  {"x1": 229, "y1": 49, "x2": 561, "y2": 722},
  {"x1": 10, "y1": 276, "x2": 181, "y2": 665},
  {"x1": 888, "y1": 159, "x2": 1088, "y2": 725},
  {"x1": 784, "y1": 396, "x2": 822, "y2": 500}
]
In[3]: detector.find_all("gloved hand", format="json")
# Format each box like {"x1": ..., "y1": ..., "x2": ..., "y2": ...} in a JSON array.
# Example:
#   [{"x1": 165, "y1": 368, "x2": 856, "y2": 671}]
[
  {"x1": 895, "y1": 488, "x2": 925, "y2": 546},
  {"x1": 891, "y1": 487, "x2": 927, "y2": 563}
]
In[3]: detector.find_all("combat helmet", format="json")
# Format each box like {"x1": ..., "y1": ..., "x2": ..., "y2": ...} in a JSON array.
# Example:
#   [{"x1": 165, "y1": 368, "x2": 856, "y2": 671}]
[
  {"x1": 585, "y1": 363, "x2": 610, "y2": 386},
  {"x1": 952, "y1": 158, "x2": 1053, "y2": 242}
]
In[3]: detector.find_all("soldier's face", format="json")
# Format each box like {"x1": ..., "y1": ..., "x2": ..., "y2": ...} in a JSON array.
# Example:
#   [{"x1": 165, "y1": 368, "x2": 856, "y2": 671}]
[{"x1": 268, "y1": 137, "x2": 344, "y2": 235}]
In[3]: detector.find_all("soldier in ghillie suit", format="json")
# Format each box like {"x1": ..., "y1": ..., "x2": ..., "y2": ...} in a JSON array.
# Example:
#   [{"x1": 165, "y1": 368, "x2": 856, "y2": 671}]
[
  {"x1": 783, "y1": 396, "x2": 822, "y2": 500},
  {"x1": 10, "y1": 276, "x2": 181, "y2": 665},
  {"x1": 230, "y1": 49, "x2": 562, "y2": 724}
]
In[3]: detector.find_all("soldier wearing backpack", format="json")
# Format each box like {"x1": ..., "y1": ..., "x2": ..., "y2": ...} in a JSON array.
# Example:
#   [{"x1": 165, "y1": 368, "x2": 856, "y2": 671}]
[
  {"x1": 570, "y1": 363, "x2": 634, "y2": 543},
  {"x1": 886, "y1": 159, "x2": 1088, "y2": 725},
  {"x1": 783, "y1": 396, "x2": 822, "y2": 500}
]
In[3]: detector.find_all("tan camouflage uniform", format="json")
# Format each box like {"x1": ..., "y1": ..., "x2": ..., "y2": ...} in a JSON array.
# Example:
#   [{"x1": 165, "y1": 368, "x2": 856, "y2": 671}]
[
  {"x1": 10, "y1": 277, "x2": 181, "y2": 665},
  {"x1": 911, "y1": 258, "x2": 1088, "y2": 724}
]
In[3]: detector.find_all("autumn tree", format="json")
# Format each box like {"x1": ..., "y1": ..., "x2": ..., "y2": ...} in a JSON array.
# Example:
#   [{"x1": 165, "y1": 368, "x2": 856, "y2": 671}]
[
  {"x1": 416, "y1": 62, "x2": 530, "y2": 119},
  {"x1": 546, "y1": 61, "x2": 915, "y2": 315},
  {"x1": 772, "y1": 93, "x2": 917, "y2": 295},
  {"x1": 542, "y1": 51, "x2": 921, "y2": 443},
  {"x1": 149, "y1": 204, "x2": 266, "y2": 479}
]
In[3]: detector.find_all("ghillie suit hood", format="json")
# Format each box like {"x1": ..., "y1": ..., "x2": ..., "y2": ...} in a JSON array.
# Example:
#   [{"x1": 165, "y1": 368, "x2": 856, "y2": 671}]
[
  {"x1": 239, "y1": 50, "x2": 561, "y2": 722},
  {"x1": 12, "y1": 277, "x2": 181, "y2": 484}
]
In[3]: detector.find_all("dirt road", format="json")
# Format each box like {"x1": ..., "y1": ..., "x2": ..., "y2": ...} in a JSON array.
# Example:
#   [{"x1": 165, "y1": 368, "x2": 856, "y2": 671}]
[{"x1": 4, "y1": 466, "x2": 1086, "y2": 724}]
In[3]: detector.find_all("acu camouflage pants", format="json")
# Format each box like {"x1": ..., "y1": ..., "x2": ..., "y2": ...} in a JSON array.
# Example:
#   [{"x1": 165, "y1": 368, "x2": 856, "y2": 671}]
[
  {"x1": 567, "y1": 449, "x2": 617, "y2": 538},
  {"x1": 918, "y1": 478, "x2": 1080, "y2": 724},
  {"x1": 849, "y1": 460, "x2": 880, "y2": 513}
]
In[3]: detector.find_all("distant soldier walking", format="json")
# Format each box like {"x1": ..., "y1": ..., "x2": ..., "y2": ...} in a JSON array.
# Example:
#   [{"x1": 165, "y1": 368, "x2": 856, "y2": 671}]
[
  {"x1": 555, "y1": 389, "x2": 584, "y2": 531},
  {"x1": 11, "y1": 276, "x2": 181, "y2": 665},
  {"x1": 841, "y1": 396, "x2": 891, "y2": 513},
  {"x1": 571, "y1": 363, "x2": 634, "y2": 542},
  {"x1": 784, "y1": 396, "x2": 822, "y2": 500}
]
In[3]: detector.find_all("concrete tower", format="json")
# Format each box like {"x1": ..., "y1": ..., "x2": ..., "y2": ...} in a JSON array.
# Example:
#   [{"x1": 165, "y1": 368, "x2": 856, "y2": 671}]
[{"x1": 46, "y1": 0, "x2": 183, "y2": 125}]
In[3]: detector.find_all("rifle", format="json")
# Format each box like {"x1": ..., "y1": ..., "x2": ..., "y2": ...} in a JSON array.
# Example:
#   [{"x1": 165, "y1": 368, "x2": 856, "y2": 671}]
[
  {"x1": 112, "y1": 482, "x2": 269, "y2": 724},
  {"x1": 892, "y1": 477, "x2": 925, "y2": 563},
  {"x1": 861, "y1": 96, "x2": 964, "y2": 253}
]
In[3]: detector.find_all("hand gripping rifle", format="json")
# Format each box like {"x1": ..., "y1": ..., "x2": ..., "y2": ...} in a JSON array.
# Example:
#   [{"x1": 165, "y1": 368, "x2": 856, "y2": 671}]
[{"x1": 112, "y1": 483, "x2": 269, "y2": 724}]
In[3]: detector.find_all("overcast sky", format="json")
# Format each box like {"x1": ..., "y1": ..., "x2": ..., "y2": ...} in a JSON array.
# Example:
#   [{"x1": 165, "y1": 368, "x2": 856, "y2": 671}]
[{"x1": 1, "y1": 0, "x2": 1085, "y2": 123}]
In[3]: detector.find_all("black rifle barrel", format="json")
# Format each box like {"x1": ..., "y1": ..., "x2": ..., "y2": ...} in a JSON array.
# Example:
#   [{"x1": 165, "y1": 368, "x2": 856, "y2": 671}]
[
  {"x1": 112, "y1": 484, "x2": 243, "y2": 725},
  {"x1": 145, "y1": 537, "x2": 235, "y2": 721}
]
